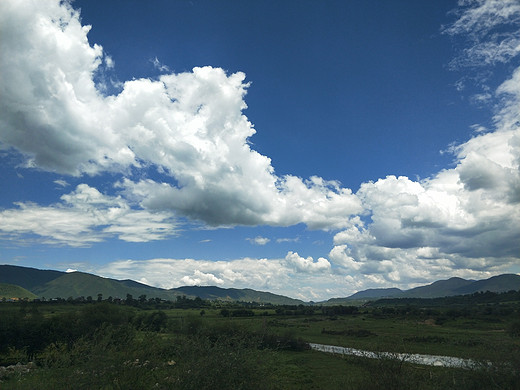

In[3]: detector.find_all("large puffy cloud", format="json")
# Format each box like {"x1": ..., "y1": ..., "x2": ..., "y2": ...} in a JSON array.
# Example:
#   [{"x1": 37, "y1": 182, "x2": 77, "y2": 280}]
[
  {"x1": 329, "y1": 71, "x2": 520, "y2": 285},
  {"x1": 180, "y1": 270, "x2": 225, "y2": 286},
  {"x1": 0, "y1": 0, "x2": 361, "y2": 233},
  {"x1": 0, "y1": 0, "x2": 518, "y2": 296},
  {"x1": 325, "y1": 0, "x2": 520, "y2": 288},
  {"x1": 0, "y1": 0, "x2": 130, "y2": 175},
  {"x1": 122, "y1": 175, "x2": 361, "y2": 228},
  {"x1": 0, "y1": 184, "x2": 178, "y2": 246},
  {"x1": 284, "y1": 251, "x2": 331, "y2": 273}
]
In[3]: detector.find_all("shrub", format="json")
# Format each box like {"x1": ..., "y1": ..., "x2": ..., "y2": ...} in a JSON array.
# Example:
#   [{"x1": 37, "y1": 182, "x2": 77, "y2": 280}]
[{"x1": 509, "y1": 321, "x2": 520, "y2": 338}]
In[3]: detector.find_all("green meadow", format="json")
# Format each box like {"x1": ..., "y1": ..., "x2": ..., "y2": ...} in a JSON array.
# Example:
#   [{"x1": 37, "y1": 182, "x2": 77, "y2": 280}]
[{"x1": 1, "y1": 294, "x2": 519, "y2": 389}]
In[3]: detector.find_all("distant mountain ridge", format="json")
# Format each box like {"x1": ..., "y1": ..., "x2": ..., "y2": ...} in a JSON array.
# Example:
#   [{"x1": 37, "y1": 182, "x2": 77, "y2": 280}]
[
  {"x1": 403, "y1": 277, "x2": 476, "y2": 298},
  {"x1": 30, "y1": 271, "x2": 177, "y2": 301},
  {"x1": 173, "y1": 286, "x2": 303, "y2": 305},
  {"x1": 1, "y1": 265, "x2": 519, "y2": 304},
  {"x1": 346, "y1": 287, "x2": 403, "y2": 300},
  {"x1": 0, "y1": 265, "x2": 65, "y2": 291},
  {"x1": 0, "y1": 265, "x2": 304, "y2": 305},
  {"x1": 324, "y1": 274, "x2": 520, "y2": 304}
]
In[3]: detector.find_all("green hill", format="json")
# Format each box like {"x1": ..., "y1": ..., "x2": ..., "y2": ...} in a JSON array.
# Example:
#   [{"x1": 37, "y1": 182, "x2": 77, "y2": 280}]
[
  {"x1": 0, "y1": 265, "x2": 64, "y2": 291},
  {"x1": 402, "y1": 277, "x2": 475, "y2": 298},
  {"x1": 31, "y1": 272, "x2": 179, "y2": 301},
  {"x1": 454, "y1": 274, "x2": 520, "y2": 295},
  {"x1": 325, "y1": 274, "x2": 520, "y2": 303},
  {"x1": 0, "y1": 283, "x2": 37, "y2": 300},
  {"x1": 0, "y1": 265, "x2": 306, "y2": 304},
  {"x1": 173, "y1": 286, "x2": 305, "y2": 305},
  {"x1": 2, "y1": 264, "x2": 518, "y2": 304}
]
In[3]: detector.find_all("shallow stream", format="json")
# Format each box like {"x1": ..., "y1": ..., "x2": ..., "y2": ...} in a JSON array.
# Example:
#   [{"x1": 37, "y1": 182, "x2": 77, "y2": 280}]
[{"x1": 309, "y1": 343, "x2": 481, "y2": 369}]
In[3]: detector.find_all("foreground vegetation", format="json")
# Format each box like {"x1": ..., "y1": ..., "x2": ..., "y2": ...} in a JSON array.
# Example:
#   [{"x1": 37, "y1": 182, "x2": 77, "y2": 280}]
[{"x1": 1, "y1": 291, "x2": 519, "y2": 389}]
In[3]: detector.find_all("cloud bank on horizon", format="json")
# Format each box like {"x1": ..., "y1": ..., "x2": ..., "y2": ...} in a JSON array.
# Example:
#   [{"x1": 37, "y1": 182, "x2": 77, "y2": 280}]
[{"x1": 0, "y1": 0, "x2": 518, "y2": 300}]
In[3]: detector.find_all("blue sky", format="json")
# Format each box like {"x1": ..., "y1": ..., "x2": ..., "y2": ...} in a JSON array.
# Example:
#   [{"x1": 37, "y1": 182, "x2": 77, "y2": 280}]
[{"x1": 0, "y1": 0, "x2": 519, "y2": 300}]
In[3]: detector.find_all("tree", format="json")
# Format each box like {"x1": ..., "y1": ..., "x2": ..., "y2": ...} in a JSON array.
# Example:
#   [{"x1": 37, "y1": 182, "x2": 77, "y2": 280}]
[
  {"x1": 509, "y1": 321, "x2": 520, "y2": 338},
  {"x1": 125, "y1": 294, "x2": 134, "y2": 305}
]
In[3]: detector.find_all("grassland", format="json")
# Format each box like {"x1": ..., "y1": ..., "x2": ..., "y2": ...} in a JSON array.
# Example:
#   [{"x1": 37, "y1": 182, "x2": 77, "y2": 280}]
[{"x1": 1, "y1": 295, "x2": 519, "y2": 389}]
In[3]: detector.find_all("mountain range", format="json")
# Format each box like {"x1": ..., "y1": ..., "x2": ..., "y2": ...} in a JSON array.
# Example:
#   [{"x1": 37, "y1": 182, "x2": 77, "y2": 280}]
[
  {"x1": 1, "y1": 264, "x2": 519, "y2": 304},
  {"x1": 323, "y1": 274, "x2": 520, "y2": 304},
  {"x1": 0, "y1": 265, "x2": 304, "y2": 305}
]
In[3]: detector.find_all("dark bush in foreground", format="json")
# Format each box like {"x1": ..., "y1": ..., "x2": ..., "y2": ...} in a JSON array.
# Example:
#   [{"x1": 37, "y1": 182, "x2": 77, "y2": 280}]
[{"x1": 509, "y1": 321, "x2": 520, "y2": 338}]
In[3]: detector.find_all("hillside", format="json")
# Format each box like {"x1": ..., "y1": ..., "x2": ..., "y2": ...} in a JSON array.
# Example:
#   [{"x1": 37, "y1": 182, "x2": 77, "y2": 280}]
[
  {"x1": 173, "y1": 286, "x2": 305, "y2": 305},
  {"x1": 2, "y1": 264, "x2": 519, "y2": 304},
  {"x1": 0, "y1": 265, "x2": 303, "y2": 305},
  {"x1": 348, "y1": 287, "x2": 403, "y2": 299},
  {"x1": 402, "y1": 277, "x2": 475, "y2": 298},
  {"x1": 0, "y1": 283, "x2": 37, "y2": 300},
  {"x1": 0, "y1": 265, "x2": 64, "y2": 291},
  {"x1": 31, "y1": 272, "x2": 179, "y2": 301},
  {"x1": 454, "y1": 274, "x2": 520, "y2": 295},
  {"x1": 322, "y1": 288, "x2": 403, "y2": 305},
  {"x1": 401, "y1": 274, "x2": 520, "y2": 298},
  {"x1": 325, "y1": 274, "x2": 520, "y2": 303}
]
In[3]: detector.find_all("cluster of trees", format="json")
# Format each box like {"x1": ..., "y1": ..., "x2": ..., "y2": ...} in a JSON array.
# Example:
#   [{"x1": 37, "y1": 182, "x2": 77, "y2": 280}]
[
  {"x1": 372, "y1": 289, "x2": 520, "y2": 307},
  {"x1": 321, "y1": 305, "x2": 359, "y2": 316},
  {"x1": 0, "y1": 303, "x2": 152, "y2": 358},
  {"x1": 32, "y1": 293, "x2": 211, "y2": 310},
  {"x1": 367, "y1": 301, "x2": 518, "y2": 324}
]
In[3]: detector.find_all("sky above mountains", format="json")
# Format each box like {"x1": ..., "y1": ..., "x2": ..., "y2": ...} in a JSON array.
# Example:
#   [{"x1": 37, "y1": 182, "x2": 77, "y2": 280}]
[{"x1": 0, "y1": 0, "x2": 519, "y2": 300}]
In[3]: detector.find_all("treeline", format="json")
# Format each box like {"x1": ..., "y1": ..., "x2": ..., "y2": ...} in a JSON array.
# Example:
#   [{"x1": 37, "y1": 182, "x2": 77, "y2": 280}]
[
  {"x1": 0, "y1": 303, "x2": 143, "y2": 358},
  {"x1": 27, "y1": 294, "x2": 209, "y2": 309},
  {"x1": 370, "y1": 289, "x2": 520, "y2": 307},
  {"x1": 26, "y1": 294, "x2": 290, "y2": 310}
]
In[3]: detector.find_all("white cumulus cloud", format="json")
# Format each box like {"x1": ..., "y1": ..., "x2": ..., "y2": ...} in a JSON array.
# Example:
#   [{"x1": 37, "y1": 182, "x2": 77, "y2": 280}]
[
  {"x1": 324, "y1": 0, "x2": 520, "y2": 287},
  {"x1": 247, "y1": 236, "x2": 271, "y2": 246},
  {"x1": 180, "y1": 270, "x2": 224, "y2": 286},
  {"x1": 284, "y1": 251, "x2": 331, "y2": 273},
  {"x1": 0, "y1": 0, "x2": 361, "y2": 233},
  {"x1": 0, "y1": 0, "x2": 518, "y2": 295},
  {"x1": 0, "y1": 184, "x2": 178, "y2": 246}
]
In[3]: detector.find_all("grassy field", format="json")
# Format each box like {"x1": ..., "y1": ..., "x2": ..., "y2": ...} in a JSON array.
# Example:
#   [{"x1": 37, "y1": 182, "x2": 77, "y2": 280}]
[
  {"x1": 1, "y1": 299, "x2": 519, "y2": 389},
  {"x1": 158, "y1": 304, "x2": 519, "y2": 361}
]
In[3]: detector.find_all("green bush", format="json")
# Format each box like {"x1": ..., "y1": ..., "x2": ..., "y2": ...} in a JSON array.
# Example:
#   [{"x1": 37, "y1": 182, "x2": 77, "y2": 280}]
[
  {"x1": 133, "y1": 311, "x2": 168, "y2": 331},
  {"x1": 171, "y1": 334, "x2": 277, "y2": 390},
  {"x1": 509, "y1": 321, "x2": 520, "y2": 338}
]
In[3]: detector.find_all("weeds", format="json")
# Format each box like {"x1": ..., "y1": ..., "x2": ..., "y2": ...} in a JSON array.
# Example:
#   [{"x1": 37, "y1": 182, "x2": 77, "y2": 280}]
[{"x1": 1, "y1": 300, "x2": 519, "y2": 389}]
